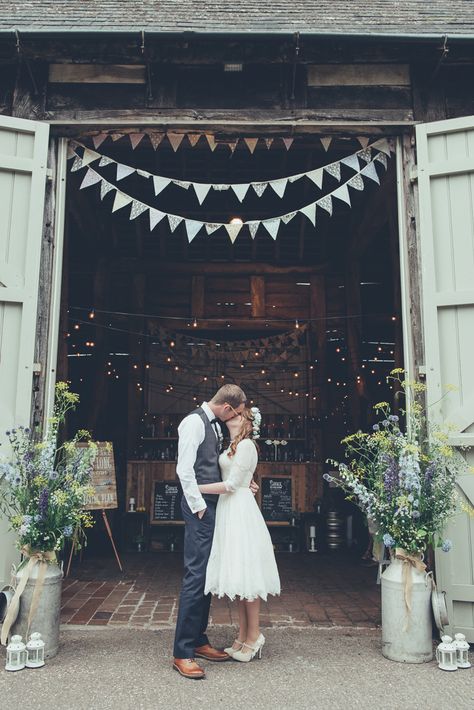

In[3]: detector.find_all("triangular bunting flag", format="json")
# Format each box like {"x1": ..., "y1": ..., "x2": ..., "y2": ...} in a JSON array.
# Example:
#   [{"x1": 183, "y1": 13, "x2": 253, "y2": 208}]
[
  {"x1": 357, "y1": 137, "x2": 370, "y2": 148},
  {"x1": 99, "y1": 155, "x2": 114, "y2": 167},
  {"x1": 112, "y1": 191, "x2": 133, "y2": 213},
  {"x1": 245, "y1": 221, "x2": 258, "y2": 239},
  {"x1": 269, "y1": 179, "x2": 288, "y2": 198},
  {"x1": 300, "y1": 202, "x2": 316, "y2": 226},
  {"x1": 213, "y1": 184, "x2": 230, "y2": 191},
  {"x1": 167, "y1": 133, "x2": 185, "y2": 152},
  {"x1": 333, "y1": 184, "x2": 351, "y2": 206},
  {"x1": 137, "y1": 169, "x2": 150, "y2": 178},
  {"x1": 341, "y1": 153, "x2": 361, "y2": 172},
  {"x1": 281, "y1": 211, "x2": 297, "y2": 224},
  {"x1": 288, "y1": 173, "x2": 304, "y2": 183},
  {"x1": 193, "y1": 182, "x2": 212, "y2": 205},
  {"x1": 205, "y1": 223, "x2": 221, "y2": 235},
  {"x1": 374, "y1": 152, "x2": 388, "y2": 169},
  {"x1": 168, "y1": 214, "x2": 183, "y2": 232},
  {"x1": 265, "y1": 138, "x2": 274, "y2": 150},
  {"x1": 149, "y1": 132, "x2": 164, "y2": 150},
  {"x1": 149, "y1": 208, "x2": 166, "y2": 231},
  {"x1": 92, "y1": 133, "x2": 108, "y2": 149},
  {"x1": 111, "y1": 133, "x2": 123, "y2": 142},
  {"x1": 100, "y1": 180, "x2": 115, "y2": 200},
  {"x1": 174, "y1": 180, "x2": 191, "y2": 190},
  {"x1": 282, "y1": 137, "x2": 293, "y2": 151},
  {"x1": 81, "y1": 148, "x2": 100, "y2": 167},
  {"x1": 130, "y1": 133, "x2": 145, "y2": 149},
  {"x1": 317, "y1": 195, "x2": 333, "y2": 215},
  {"x1": 129, "y1": 200, "x2": 148, "y2": 220},
  {"x1": 244, "y1": 138, "x2": 259, "y2": 154},
  {"x1": 253, "y1": 182, "x2": 267, "y2": 197},
  {"x1": 153, "y1": 176, "x2": 171, "y2": 195},
  {"x1": 262, "y1": 218, "x2": 280, "y2": 240},
  {"x1": 116, "y1": 163, "x2": 135, "y2": 181},
  {"x1": 231, "y1": 183, "x2": 250, "y2": 202},
  {"x1": 306, "y1": 168, "x2": 324, "y2": 189},
  {"x1": 206, "y1": 134, "x2": 217, "y2": 152},
  {"x1": 67, "y1": 144, "x2": 76, "y2": 159},
  {"x1": 347, "y1": 174, "x2": 365, "y2": 191},
  {"x1": 372, "y1": 138, "x2": 391, "y2": 156},
  {"x1": 225, "y1": 222, "x2": 243, "y2": 243},
  {"x1": 358, "y1": 148, "x2": 372, "y2": 163},
  {"x1": 185, "y1": 219, "x2": 203, "y2": 243},
  {"x1": 79, "y1": 168, "x2": 102, "y2": 190},
  {"x1": 187, "y1": 134, "x2": 201, "y2": 147},
  {"x1": 227, "y1": 139, "x2": 238, "y2": 155},
  {"x1": 360, "y1": 161, "x2": 380, "y2": 184},
  {"x1": 70, "y1": 156, "x2": 83, "y2": 172},
  {"x1": 324, "y1": 162, "x2": 341, "y2": 181},
  {"x1": 320, "y1": 136, "x2": 332, "y2": 151}
]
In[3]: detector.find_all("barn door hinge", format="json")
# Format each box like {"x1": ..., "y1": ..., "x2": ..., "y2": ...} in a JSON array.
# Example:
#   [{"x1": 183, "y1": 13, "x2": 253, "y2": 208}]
[{"x1": 32, "y1": 363, "x2": 42, "y2": 374}]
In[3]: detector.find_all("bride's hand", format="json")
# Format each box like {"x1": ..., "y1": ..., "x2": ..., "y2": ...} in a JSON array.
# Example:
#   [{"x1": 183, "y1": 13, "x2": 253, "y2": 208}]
[{"x1": 249, "y1": 479, "x2": 259, "y2": 496}]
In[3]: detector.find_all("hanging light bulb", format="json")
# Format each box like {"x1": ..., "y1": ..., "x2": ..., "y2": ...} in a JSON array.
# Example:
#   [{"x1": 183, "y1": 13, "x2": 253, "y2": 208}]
[
  {"x1": 295, "y1": 319, "x2": 299, "y2": 329},
  {"x1": 170, "y1": 340, "x2": 175, "y2": 347},
  {"x1": 193, "y1": 317, "x2": 198, "y2": 328},
  {"x1": 74, "y1": 324, "x2": 80, "y2": 330},
  {"x1": 89, "y1": 309, "x2": 95, "y2": 320}
]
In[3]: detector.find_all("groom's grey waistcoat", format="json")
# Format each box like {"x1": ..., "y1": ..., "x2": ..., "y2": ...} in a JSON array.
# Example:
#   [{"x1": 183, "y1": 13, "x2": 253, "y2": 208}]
[{"x1": 188, "y1": 407, "x2": 220, "y2": 502}]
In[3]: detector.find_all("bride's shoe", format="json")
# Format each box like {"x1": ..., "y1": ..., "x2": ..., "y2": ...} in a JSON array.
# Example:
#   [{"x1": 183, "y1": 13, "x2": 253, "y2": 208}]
[
  {"x1": 224, "y1": 640, "x2": 244, "y2": 658},
  {"x1": 232, "y1": 634, "x2": 265, "y2": 662}
]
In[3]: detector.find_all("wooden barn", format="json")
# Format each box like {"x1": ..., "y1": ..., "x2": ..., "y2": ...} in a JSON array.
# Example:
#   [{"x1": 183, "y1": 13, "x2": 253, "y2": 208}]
[{"x1": 0, "y1": 1, "x2": 474, "y2": 639}]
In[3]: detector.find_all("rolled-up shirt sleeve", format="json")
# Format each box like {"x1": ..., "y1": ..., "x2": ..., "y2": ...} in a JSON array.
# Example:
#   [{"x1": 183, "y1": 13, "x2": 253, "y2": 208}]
[{"x1": 176, "y1": 415, "x2": 207, "y2": 514}]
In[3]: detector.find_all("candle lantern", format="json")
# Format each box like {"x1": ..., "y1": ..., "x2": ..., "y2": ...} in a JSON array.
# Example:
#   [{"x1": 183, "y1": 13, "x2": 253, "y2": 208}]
[
  {"x1": 25, "y1": 632, "x2": 46, "y2": 668},
  {"x1": 5, "y1": 635, "x2": 27, "y2": 672},
  {"x1": 435, "y1": 635, "x2": 458, "y2": 671},
  {"x1": 452, "y1": 633, "x2": 471, "y2": 669},
  {"x1": 129, "y1": 497, "x2": 136, "y2": 513},
  {"x1": 308, "y1": 524, "x2": 317, "y2": 553}
]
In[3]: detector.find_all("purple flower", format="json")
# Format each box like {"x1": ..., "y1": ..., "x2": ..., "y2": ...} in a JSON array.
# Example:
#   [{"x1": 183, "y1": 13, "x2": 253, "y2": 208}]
[
  {"x1": 383, "y1": 533, "x2": 396, "y2": 547},
  {"x1": 383, "y1": 455, "x2": 399, "y2": 501},
  {"x1": 424, "y1": 463, "x2": 436, "y2": 486},
  {"x1": 382, "y1": 420, "x2": 390, "y2": 427},
  {"x1": 38, "y1": 487, "x2": 49, "y2": 519},
  {"x1": 63, "y1": 525, "x2": 73, "y2": 537},
  {"x1": 441, "y1": 539, "x2": 452, "y2": 552},
  {"x1": 389, "y1": 415, "x2": 399, "y2": 422},
  {"x1": 372, "y1": 424, "x2": 380, "y2": 431}
]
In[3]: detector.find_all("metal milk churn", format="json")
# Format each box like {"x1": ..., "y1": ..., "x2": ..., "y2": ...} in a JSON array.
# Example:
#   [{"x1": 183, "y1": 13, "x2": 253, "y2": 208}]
[{"x1": 381, "y1": 552, "x2": 433, "y2": 663}]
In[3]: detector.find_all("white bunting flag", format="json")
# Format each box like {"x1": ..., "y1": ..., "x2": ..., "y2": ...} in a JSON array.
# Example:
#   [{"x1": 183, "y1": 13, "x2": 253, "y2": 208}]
[
  {"x1": 129, "y1": 200, "x2": 148, "y2": 220},
  {"x1": 374, "y1": 152, "x2": 388, "y2": 169},
  {"x1": 248, "y1": 222, "x2": 259, "y2": 239},
  {"x1": 324, "y1": 162, "x2": 341, "y2": 181},
  {"x1": 341, "y1": 153, "x2": 361, "y2": 172},
  {"x1": 168, "y1": 214, "x2": 183, "y2": 232},
  {"x1": 282, "y1": 137, "x2": 293, "y2": 151},
  {"x1": 360, "y1": 161, "x2": 380, "y2": 184},
  {"x1": 348, "y1": 174, "x2": 365, "y2": 191},
  {"x1": 130, "y1": 133, "x2": 145, "y2": 150},
  {"x1": 167, "y1": 133, "x2": 185, "y2": 152},
  {"x1": 111, "y1": 133, "x2": 123, "y2": 142},
  {"x1": 288, "y1": 173, "x2": 304, "y2": 184},
  {"x1": 92, "y1": 133, "x2": 108, "y2": 149},
  {"x1": 185, "y1": 219, "x2": 203, "y2": 243},
  {"x1": 99, "y1": 155, "x2": 114, "y2": 167},
  {"x1": 225, "y1": 222, "x2": 243, "y2": 243},
  {"x1": 174, "y1": 180, "x2": 191, "y2": 190},
  {"x1": 265, "y1": 138, "x2": 274, "y2": 150},
  {"x1": 116, "y1": 163, "x2": 136, "y2": 181},
  {"x1": 231, "y1": 183, "x2": 251, "y2": 202},
  {"x1": 244, "y1": 138, "x2": 259, "y2": 154},
  {"x1": 67, "y1": 144, "x2": 76, "y2": 159},
  {"x1": 193, "y1": 183, "x2": 212, "y2": 205},
  {"x1": 112, "y1": 191, "x2": 133, "y2": 213},
  {"x1": 70, "y1": 156, "x2": 83, "y2": 172},
  {"x1": 281, "y1": 211, "x2": 297, "y2": 224},
  {"x1": 149, "y1": 208, "x2": 166, "y2": 231},
  {"x1": 153, "y1": 176, "x2": 171, "y2": 196},
  {"x1": 79, "y1": 168, "x2": 102, "y2": 190},
  {"x1": 81, "y1": 148, "x2": 100, "y2": 167},
  {"x1": 213, "y1": 184, "x2": 230, "y2": 191},
  {"x1": 320, "y1": 136, "x2": 332, "y2": 151},
  {"x1": 100, "y1": 180, "x2": 115, "y2": 201},
  {"x1": 206, "y1": 134, "x2": 217, "y2": 152},
  {"x1": 317, "y1": 195, "x2": 333, "y2": 215},
  {"x1": 187, "y1": 134, "x2": 201, "y2": 147},
  {"x1": 300, "y1": 202, "x2": 316, "y2": 226},
  {"x1": 333, "y1": 184, "x2": 352, "y2": 206},
  {"x1": 205, "y1": 223, "x2": 221, "y2": 235},
  {"x1": 372, "y1": 138, "x2": 391, "y2": 156},
  {"x1": 149, "y1": 133, "x2": 164, "y2": 150},
  {"x1": 262, "y1": 218, "x2": 281, "y2": 240},
  {"x1": 137, "y1": 169, "x2": 150, "y2": 178},
  {"x1": 269, "y1": 179, "x2": 288, "y2": 198},
  {"x1": 357, "y1": 137, "x2": 370, "y2": 148},
  {"x1": 306, "y1": 168, "x2": 324, "y2": 189},
  {"x1": 253, "y1": 182, "x2": 267, "y2": 197}
]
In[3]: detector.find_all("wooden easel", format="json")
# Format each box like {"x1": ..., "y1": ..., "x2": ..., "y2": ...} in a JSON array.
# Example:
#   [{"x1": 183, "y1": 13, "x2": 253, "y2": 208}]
[{"x1": 65, "y1": 510, "x2": 123, "y2": 576}]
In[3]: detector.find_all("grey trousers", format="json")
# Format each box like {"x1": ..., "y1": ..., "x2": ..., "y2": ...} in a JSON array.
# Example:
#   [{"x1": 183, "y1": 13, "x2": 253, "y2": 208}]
[{"x1": 173, "y1": 497, "x2": 217, "y2": 658}]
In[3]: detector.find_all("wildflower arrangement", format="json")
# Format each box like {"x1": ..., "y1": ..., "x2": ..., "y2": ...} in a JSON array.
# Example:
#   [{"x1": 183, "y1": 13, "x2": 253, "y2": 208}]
[
  {"x1": 0, "y1": 382, "x2": 97, "y2": 555},
  {"x1": 324, "y1": 370, "x2": 465, "y2": 556},
  {"x1": 250, "y1": 407, "x2": 262, "y2": 439}
]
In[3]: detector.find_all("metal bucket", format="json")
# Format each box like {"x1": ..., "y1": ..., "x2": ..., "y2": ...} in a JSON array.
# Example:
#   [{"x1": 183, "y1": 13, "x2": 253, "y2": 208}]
[{"x1": 0, "y1": 586, "x2": 16, "y2": 624}]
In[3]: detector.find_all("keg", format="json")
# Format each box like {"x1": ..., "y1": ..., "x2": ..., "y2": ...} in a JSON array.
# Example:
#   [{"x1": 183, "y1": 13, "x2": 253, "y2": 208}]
[{"x1": 326, "y1": 510, "x2": 344, "y2": 550}]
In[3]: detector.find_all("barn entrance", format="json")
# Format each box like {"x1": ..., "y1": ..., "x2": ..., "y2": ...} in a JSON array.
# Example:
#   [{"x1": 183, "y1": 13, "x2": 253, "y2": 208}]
[{"x1": 59, "y1": 128, "x2": 401, "y2": 628}]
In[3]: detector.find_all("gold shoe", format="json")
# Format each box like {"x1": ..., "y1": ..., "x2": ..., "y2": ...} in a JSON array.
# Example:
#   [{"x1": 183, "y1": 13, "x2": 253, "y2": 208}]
[
  {"x1": 224, "y1": 640, "x2": 244, "y2": 658},
  {"x1": 232, "y1": 634, "x2": 265, "y2": 663}
]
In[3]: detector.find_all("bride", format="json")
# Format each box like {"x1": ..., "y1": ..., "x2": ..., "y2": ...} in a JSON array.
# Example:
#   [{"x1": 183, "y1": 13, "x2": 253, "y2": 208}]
[{"x1": 197, "y1": 406, "x2": 280, "y2": 662}]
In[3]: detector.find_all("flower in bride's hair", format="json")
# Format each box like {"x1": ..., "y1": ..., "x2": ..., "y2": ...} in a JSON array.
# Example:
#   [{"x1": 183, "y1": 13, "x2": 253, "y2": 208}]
[{"x1": 250, "y1": 406, "x2": 261, "y2": 439}]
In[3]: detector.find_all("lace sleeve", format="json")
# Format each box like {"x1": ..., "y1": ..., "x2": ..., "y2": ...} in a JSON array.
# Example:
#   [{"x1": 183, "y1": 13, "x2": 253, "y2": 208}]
[{"x1": 224, "y1": 439, "x2": 257, "y2": 493}]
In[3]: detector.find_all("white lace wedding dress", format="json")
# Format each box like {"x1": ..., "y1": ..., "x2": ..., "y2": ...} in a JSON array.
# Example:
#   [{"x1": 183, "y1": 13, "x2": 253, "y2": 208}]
[{"x1": 205, "y1": 438, "x2": 281, "y2": 601}]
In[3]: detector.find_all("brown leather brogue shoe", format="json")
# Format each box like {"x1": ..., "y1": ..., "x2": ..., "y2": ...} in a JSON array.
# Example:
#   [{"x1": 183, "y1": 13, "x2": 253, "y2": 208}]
[
  {"x1": 194, "y1": 644, "x2": 230, "y2": 662},
  {"x1": 172, "y1": 658, "x2": 205, "y2": 679}
]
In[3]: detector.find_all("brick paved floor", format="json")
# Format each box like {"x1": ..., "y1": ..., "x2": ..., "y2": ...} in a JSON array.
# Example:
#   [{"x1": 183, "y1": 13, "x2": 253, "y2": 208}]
[{"x1": 61, "y1": 551, "x2": 381, "y2": 629}]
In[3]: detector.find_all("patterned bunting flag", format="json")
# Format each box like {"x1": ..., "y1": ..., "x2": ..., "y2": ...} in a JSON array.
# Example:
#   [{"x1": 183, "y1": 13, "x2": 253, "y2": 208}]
[
  {"x1": 248, "y1": 222, "x2": 259, "y2": 239},
  {"x1": 324, "y1": 162, "x2": 341, "y2": 181},
  {"x1": 265, "y1": 138, "x2": 274, "y2": 150},
  {"x1": 70, "y1": 156, "x2": 83, "y2": 172},
  {"x1": 129, "y1": 200, "x2": 148, "y2": 220},
  {"x1": 281, "y1": 211, "x2": 297, "y2": 224},
  {"x1": 347, "y1": 174, "x2": 365, "y2": 191},
  {"x1": 253, "y1": 182, "x2": 267, "y2": 197},
  {"x1": 149, "y1": 133, "x2": 165, "y2": 150},
  {"x1": 205, "y1": 223, "x2": 221, "y2": 235},
  {"x1": 374, "y1": 152, "x2": 388, "y2": 169},
  {"x1": 317, "y1": 195, "x2": 333, "y2": 215},
  {"x1": 358, "y1": 148, "x2": 372, "y2": 163},
  {"x1": 99, "y1": 155, "x2": 114, "y2": 167},
  {"x1": 100, "y1": 180, "x2": 115, "y2": 201},
  {"x1": 187, "y1": 134, "x2": 201, "y2": 147},
  {"x1": 168, "y1": 214, "x2": 183, "y2": 232}
]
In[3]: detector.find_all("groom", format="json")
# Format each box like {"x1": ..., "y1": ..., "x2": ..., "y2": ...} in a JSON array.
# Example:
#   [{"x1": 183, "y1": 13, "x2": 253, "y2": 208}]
[{"x1": 172, "y1": 384, "x2": 248, "y2": 679}]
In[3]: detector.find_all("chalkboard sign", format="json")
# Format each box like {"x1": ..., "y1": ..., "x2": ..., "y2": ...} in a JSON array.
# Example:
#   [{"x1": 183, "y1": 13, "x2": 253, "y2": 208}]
[
  {"x1": 79, "y1": 442, "x2": 118, "y2": 510},
  {"x1": 261, "y1": 477, "x2": 292, "y2": 521},
  {"x1": 152, "y1": 481, "x2": 182, "y2": 522}
]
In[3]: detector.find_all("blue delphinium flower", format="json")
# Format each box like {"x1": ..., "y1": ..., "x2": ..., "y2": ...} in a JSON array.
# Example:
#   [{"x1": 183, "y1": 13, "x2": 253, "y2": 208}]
[
  {"x1": 382, "y1": 420, "x2": 390, "y2": 428},
  {"x1": 441, "y1": 539, "x2": 452, "y2": 552},
  {"x1": 372, "y1": 424, "x2": 380, "y2": 431},
  {"x1": 389, "y1": 415, "x2": 399, "y2": 422},
  {"x1": 383, "y1": 533, "x2": 396, "y2": 547},
  {"x1": 63, "y1": 525, "x2": 73, "y2": 537},
  {"x1": 49, "y1": 471, "x2": 59, "y2": 480},
  {"x1": 38, "y1": 487, "x2": 49, "y2": 519}
]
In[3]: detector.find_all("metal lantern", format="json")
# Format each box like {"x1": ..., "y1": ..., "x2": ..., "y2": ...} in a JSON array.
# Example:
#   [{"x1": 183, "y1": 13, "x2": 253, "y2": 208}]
[
  {"x1": 25, "y1": 632, "x2": 46, "y2": 668},
  {"x1": 5, "y1": 634, "x2": 27, "y2": 672},
  {"x1": 435, "y1": 635, "x2": 458, "y2": 672},
  {"x1": 453, "y1": 633, "x2": 471, "y2": 669}
]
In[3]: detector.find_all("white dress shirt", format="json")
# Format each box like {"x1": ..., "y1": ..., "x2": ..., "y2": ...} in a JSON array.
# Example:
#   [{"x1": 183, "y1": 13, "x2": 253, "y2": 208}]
[{"x1": 176, "y1": 402, "x2": 222, "y2": 514}]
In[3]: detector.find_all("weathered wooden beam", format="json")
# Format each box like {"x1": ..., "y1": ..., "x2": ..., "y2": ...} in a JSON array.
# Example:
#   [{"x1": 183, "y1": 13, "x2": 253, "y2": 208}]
[
  {"x1": 49, "y1": 64, "x2": 146, "y2": 84},
  {"x1": 250, "y1": 276, "x2": 265, "y2": 318},
  {"x1": 70, "y1": 259, "x2": 328, "y2": 276},
  {"x1": 191, "y1": 275, "x2": 205, "y2": 318},
  {"x1": 308, "y1": 64, "x2": 411, "y2": 87}
]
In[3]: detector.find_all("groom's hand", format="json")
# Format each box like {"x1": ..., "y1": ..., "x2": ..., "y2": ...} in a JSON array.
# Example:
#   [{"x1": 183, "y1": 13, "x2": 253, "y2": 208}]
[
  {"x1": 196, "y1": 508, "x2": 206, "y2": 519},
  {"x1": 249, "y1": 479, "x2": 259, "y2": 496}
]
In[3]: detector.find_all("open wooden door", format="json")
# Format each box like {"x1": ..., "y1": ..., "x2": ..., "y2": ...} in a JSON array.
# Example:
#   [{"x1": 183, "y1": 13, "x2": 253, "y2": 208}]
[
  {"x1": 0, "y1": 115, "x2": 49, "y2": 587},
  {"x1": 416, "y1": 115, "x2": 474, "y2": 640}
]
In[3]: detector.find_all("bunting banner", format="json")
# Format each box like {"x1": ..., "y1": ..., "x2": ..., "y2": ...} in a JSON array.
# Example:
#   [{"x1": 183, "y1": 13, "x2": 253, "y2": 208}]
[
  {"x1": 70, "y1": 145, "x2": 390, "y2": 243},
  {"x1": 84, "y1": 132, "x2": 302, "y2": 153},
  {"x1": 70, "y1": 138, "x2": 391, "y2": 206}
]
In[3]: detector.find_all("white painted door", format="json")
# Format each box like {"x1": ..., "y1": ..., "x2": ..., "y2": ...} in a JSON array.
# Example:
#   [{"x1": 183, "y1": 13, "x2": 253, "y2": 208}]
[
  {"x1": 0, "y1": 115, "x2": 49, "y2": 587},
  {"x1": 416, "y1": 115, "x2": 474, "y2": 640}
]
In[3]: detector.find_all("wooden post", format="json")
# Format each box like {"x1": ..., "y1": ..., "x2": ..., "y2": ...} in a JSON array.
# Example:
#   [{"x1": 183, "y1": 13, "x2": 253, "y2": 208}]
[
  {"x1": 127, "y1": 274, "x2": 147, "y2": 454},
  {"x1": 251, "y1": 276, "x2": 265, "y2": 318}
]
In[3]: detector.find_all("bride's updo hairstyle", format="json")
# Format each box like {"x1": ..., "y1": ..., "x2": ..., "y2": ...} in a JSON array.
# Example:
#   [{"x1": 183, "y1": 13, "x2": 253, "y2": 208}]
[{"x1": 228, "y1": 407, "x2": 257, "y2": 458}]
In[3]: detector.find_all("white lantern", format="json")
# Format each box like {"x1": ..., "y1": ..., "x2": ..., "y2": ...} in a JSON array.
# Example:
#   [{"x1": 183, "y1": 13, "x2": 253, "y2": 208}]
[
  {"x1": 453, "y1": 633, "x2": 471, "y2": 669},
  {"x1": 25, "y1": 632, "x2": 46, "y2": 668},
  {"x1": 5, "y1": 634, "x2": 27, "y2": 672},
  {"x1": 435, "y1": 635, "x2": 458, "y2": 671}
]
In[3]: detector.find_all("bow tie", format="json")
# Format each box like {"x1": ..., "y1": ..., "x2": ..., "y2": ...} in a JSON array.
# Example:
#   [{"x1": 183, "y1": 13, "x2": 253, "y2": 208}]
[{"x1": 211, "y1": 418, "x2": 219, "y2": 424}]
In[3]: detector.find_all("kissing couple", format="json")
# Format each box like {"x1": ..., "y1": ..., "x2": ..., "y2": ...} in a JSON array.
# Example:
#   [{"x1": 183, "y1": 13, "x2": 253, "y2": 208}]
[{"x1": 172, "y1": 384, "x2": 281, "y2": 679}]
